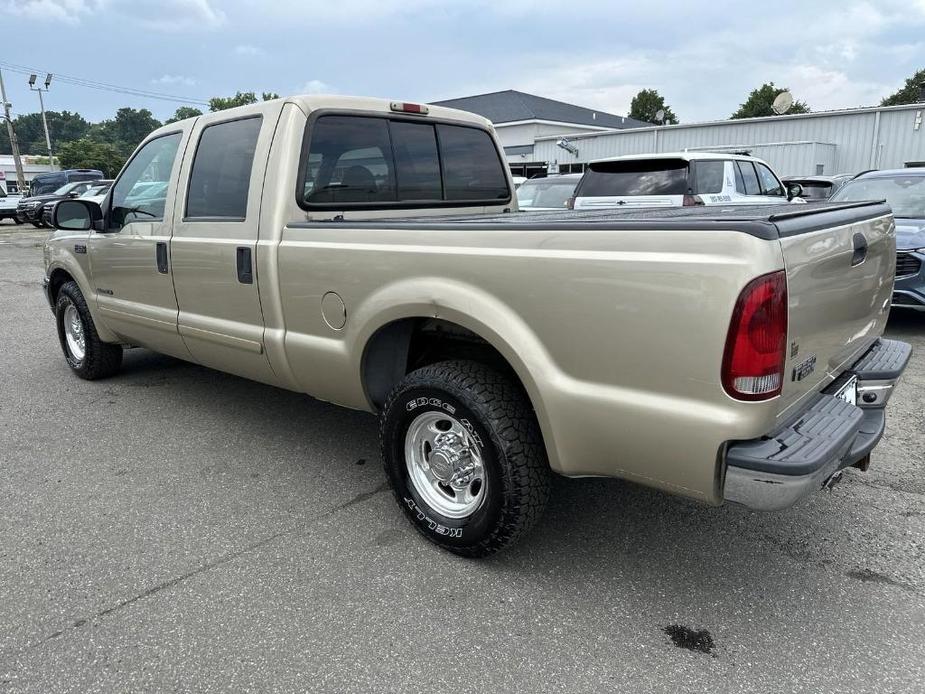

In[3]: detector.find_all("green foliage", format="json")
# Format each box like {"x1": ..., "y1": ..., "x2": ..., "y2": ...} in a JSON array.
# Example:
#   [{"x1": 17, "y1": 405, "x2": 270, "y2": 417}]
[
  {"x1": 731, "y1": 83, "x2": 810, "y2": 119},
  {"x1": 881, "y1": 68, "x2": 925, "y2": 106},
  {"x1": 57, "y1": 138, "x2": 126, "y2": 177},
  {"x1": 0, "y1": 110, "x2": 89, "y2": 155},
  {"x1": 209, "y1": 91, "x2": 258, "y2": 111},
  {"x1": 209, "y1": 91, "x2": 279, "y2": 111},
  {"x1": 165, "y1": 106, "x2": 203, "y2": 124},
  {"x1": 628, "y1": 89, "x2": 679, "y2": 124}
]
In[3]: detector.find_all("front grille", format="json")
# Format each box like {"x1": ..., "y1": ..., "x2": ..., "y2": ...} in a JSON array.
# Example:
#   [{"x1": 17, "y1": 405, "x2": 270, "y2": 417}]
[{"x1": 896, "y1": 252, "x2": 922, "y2": 277}]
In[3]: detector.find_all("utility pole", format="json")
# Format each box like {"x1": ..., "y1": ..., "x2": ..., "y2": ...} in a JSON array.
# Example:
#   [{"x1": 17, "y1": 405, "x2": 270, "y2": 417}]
[
  {"x1": 28, "y1": 73, "x2": 54, "y2": 170},
  {"x1": 0, "y1": 69, "x2": 27, "y2": 194}
]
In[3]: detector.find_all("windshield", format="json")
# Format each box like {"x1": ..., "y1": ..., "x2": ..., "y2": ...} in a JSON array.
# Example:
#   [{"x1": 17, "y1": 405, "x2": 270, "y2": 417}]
[
  {"x1": 831, "y1": 175, "x2": 925, "y2": 218},
  {"x1": 516, "y1": 178, "x2": 579, "y2": 208},
  {"x1": 578, "y1": 159, "x2": 689, "y2": 197},
  {"x1": 52, "y1": 183, "x2": 75, "y2": 195},
  {"x1": 794, "y1": 182, "x2": 833, "y2": 200}
]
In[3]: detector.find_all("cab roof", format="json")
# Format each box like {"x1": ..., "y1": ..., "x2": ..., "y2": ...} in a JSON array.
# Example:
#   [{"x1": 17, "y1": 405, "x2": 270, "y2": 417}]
[{"x1": 154, "y1": 94, "x2": 494, "y2": 135}]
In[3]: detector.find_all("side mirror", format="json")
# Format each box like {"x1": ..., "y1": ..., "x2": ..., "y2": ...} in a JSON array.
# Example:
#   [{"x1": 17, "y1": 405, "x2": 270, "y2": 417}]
[
  {"x1": 52, "y1": 199, "x2": 103, "y2": 231},
  {"x1": 67, "y1": 190, "x2": 80, "y2": 198},
  {"x1": 786, "y1": 182, "x2": 803, "y2": 200}
]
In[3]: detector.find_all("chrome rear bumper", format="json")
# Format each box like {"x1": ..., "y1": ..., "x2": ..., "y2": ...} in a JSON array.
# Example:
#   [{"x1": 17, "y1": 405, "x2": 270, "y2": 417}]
[{"x1": 723, "y1": 338, "x2": 911, "y2": 511}]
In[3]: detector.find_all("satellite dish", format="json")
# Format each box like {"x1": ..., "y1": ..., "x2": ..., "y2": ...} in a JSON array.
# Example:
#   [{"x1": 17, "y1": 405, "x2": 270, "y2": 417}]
[
  {"x1": 654, "y1": 109, "x2": 665, "y2": 124},
  {"x1": 772, "y1": 91, "x2": 794, "y2": 115}
]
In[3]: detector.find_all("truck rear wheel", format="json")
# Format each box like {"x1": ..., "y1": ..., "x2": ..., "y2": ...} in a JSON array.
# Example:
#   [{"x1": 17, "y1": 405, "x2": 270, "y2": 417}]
[
  {"x1": 55, "y1": 281, "x2": 122, "y2": 380},
  {"x1": 379, "y1": 360, "x2": 550, "y2": 557}
]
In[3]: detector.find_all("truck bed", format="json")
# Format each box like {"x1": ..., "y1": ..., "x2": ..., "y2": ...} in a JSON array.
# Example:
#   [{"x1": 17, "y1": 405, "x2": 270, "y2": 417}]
[{"x1": 297, "y1": 201, "x2": 890, "y2": 240}]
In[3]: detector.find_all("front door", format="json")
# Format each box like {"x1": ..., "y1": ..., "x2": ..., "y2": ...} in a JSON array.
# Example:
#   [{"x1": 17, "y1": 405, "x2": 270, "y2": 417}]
[
  {"x1": 89, "y1": 129, "x2": 192, "y2": 360},
  {"x1": 169, "y1": 107, "x2": 280, "y2": 386}
]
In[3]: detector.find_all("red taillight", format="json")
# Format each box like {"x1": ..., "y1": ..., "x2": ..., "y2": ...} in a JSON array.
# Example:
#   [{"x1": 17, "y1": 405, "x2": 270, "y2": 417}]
[
  {"x1": 682, "y1": 194, "x2": 704, "y2": 206},
  {"x1": 390, "y1": 101, "x2": 429, "y2": 115},
  {"x1": 722, "y1": 270, "x2": 788, "y2": 401}
]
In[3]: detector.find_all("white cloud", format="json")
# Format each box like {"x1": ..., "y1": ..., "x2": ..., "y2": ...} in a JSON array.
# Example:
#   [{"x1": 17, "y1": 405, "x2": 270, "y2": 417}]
[
  {"x1": 299, "y1": 80, "x2": 333, "y2": 95},
  {"x1": 7, "y1": 0, "x2": 100, "y2": 23},
  {"x1": 234, "y1": 44, "x2": 265, "y2": 57},
  {"x1": 151, "y1": 74, "x2": 197, "y2": 87},
  {"x1": 9, "y1": 0, "x2": 225, "y2": 29}
]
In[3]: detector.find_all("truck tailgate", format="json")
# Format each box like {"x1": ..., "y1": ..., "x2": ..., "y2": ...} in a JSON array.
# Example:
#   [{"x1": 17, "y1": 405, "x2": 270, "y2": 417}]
[{"x1": 774, "y1": 204, "x2": 895, "y2": 416}]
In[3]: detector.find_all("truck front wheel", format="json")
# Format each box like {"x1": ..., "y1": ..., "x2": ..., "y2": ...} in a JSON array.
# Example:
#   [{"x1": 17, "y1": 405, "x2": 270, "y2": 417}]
[
  {"x1": 379, "y1": 360, "x2": 550, "y2": 557},
  {"x1": 55, "y1": 281, "x2": 122, "y2": 380}
]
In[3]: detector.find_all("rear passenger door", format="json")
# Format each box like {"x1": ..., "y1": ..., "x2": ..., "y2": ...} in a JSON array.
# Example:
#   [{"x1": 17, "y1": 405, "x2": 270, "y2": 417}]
[{"x1": 170, "y1": 105, "x2": 281, "y2": 386}]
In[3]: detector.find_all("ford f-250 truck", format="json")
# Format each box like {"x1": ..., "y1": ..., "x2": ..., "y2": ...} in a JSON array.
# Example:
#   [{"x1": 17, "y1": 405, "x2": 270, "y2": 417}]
[{"x1": 42, "y1": 95, "x2": 910, "y2": 557}]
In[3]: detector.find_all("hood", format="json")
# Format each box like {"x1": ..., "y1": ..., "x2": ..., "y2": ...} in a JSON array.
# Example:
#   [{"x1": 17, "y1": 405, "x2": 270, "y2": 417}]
[
  {"x1": 895, "y1": 219, "x2": 925, "y2": 251},
  {"x1": 20, "y1": 193, "x2": 65, "y2": 204}
]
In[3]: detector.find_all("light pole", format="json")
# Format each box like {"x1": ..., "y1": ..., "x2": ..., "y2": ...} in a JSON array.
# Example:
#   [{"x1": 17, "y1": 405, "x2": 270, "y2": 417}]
[
  {"x1": 28, "y1": 73, "x2": 54, "y2": 170},
  {"x1": 0, "y1": 69, "x2": 27, "y2": 193}
]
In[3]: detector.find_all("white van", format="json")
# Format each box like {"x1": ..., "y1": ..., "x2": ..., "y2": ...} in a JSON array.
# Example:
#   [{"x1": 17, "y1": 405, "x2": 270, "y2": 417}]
[{"x1": 571, "y1": 152, "x2": 801, "y2": 209}]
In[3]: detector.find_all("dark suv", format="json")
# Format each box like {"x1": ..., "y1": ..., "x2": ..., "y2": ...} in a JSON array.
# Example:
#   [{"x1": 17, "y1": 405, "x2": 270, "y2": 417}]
[
  {"x1": 16, "y1": 180, "x2": 99, "y2": 227},
  {"x1": 27, "y1": 169, "x2": 104, "y2": 197}
]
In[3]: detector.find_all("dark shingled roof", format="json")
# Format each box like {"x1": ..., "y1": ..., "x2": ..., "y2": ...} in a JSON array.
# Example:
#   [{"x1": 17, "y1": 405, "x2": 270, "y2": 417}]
[{"x1": 431, "y1": 90, "x2": 649, "y2": 129}]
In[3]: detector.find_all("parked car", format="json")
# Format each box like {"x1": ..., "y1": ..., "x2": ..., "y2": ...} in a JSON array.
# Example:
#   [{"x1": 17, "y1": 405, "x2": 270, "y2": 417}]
[
  {"x1": 830, "y1": 168, "x2": 925, "y2": 311},
  {"x1": 27, "y1": 169, "x2": 104, "y2": 197},
  {"x1": 511, "y1": 176, "x2": 527, "y2": 189},
  {"x1": 0, "y1": 188, "x2": 22, "y2": 223},
  {"x1": 571, "y1": 152, "x2": 802, "y2": 209},
  {"x1": 782, "y1": 174, "x2": 853, "y2": 201},
  {"x1": 516, "y1": 174, "x2": 582, "y2": 210},
  {"x1": 18, "y1": 180, "x2": 99, "y2": 227},
  {"x1": 42, "y1": 95, "x2": 908, "y2": 557},
  {"x1": 43, "y1": 180, "x2": 115, "y2": 226}
]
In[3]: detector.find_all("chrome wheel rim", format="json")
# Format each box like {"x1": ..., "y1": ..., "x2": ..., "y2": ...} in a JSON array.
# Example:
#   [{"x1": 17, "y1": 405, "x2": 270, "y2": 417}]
[
  {"x1": 404, "y1": 411, "x2": 486, "y2": 519},
  {"x1": 63, "y1": 303, "x2": 86, "y2": 362}
]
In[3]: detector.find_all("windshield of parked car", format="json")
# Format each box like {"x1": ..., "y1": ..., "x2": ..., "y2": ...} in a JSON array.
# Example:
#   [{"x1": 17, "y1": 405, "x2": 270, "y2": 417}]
[
  {"x1": 578, "y1": 159, "x2": 689, "y2": 197},
  {"x1": 794, "y1": 182, "x2": 833, "y2": 200},
  {"x1": 831, "y1": 175, "x2": 925, "y2": 218},
  {"x1": 81, "y1": 184, "x2": 109, "y2": 197},
  {"x1": 516, "y1": 178, "x2": 579, "y2": 208}
]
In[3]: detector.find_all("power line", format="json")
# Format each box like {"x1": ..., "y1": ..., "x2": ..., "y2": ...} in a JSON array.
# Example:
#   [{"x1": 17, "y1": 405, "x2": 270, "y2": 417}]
[{"x1": 0, "y1": 60, "x2": 210, "y2": 106}]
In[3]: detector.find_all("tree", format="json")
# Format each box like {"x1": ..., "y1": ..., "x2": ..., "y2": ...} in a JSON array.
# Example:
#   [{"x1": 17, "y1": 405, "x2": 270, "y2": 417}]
[
  {"x1": 88, "y1": 107, "x2": 162, "y2": 158},
  {"x1": 731, "y1": 83, "x2": 810, "y2": 119},
  {"x1": 57, "y1": 138, "x2": 126, "y2": 177},
  {"x1": 628, "y1": 89, "x2": 678, "y2": 124},
  {"x1": 209, "y1": 91, "x2": 280, "y2": 111},
  {"x1": 165, "y1": 106, "x2": 203, "y2": 124},
  {"x1": 881, "y1": 68, "x2": 925, "y2": 106},
  {"x1": 0, "y1": 110, "x2": 89, "y2": 155}
]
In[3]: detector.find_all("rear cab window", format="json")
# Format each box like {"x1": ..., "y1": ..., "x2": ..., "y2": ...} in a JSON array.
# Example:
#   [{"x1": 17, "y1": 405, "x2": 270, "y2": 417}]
[
  {"x1": 576, "y1": 158, "x2": 689, "y2": 197},
  {"x1": 298, "y1": 114, "x2": 510, "y2": 209}
]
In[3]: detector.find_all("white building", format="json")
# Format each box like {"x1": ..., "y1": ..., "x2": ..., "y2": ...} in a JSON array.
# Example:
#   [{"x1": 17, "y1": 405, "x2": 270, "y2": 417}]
[
  {"x1": 531, "y1": 102, "x2": 925, "y2": 177},
  {"x1": 0, "y1": 155, "x2": 55, "y2": 194},
  {"x1": 431, "y1": 90, "x2": 649, "y2": 177}
]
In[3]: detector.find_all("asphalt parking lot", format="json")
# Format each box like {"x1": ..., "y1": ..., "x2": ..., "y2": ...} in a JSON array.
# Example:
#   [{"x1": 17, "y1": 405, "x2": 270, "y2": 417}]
[{"x1": 1, "y1": 221, "x2": 924, "y2": 693}]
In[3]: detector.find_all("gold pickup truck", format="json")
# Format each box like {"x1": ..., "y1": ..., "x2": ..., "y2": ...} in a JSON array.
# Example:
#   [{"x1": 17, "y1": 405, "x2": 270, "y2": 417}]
[{"x1": 42, "y1": 95, "x2": 911, "y2": 556}]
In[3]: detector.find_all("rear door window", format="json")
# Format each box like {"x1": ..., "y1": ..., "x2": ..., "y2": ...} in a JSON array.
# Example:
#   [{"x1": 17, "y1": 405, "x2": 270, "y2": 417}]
[
  {"x1": 693, "y1": 161, "x2": 725, "y2": 194},
  {"x1": 735, "y1": 161, "x2": 761, "y2": 195},
  {"x1": 578, "y1": 159, "x2": 689, "y2": 197},
  {"x1": 186, "y1": 116, "x2": 262, "y2": 219}
]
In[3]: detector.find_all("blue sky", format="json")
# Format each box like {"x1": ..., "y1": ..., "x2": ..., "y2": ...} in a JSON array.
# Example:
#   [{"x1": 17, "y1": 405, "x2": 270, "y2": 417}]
[{"x1": 3, "y1": 0, "x2": 924, "y2": 124}]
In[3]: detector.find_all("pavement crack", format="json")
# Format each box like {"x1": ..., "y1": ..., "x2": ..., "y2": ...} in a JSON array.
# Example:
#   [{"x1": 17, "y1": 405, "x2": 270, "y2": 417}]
[
  {"x1": 24, "y1": 479, "x2": 392, "y2": 653},
  {"x1": 333, "y1": 481, "x2": 390, "y2": 511}
]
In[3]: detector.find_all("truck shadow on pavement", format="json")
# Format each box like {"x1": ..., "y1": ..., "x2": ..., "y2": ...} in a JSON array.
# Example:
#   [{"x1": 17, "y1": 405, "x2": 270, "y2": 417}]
[{"x1": 108, "y1": 346, "x2": 924, "y2": 612}]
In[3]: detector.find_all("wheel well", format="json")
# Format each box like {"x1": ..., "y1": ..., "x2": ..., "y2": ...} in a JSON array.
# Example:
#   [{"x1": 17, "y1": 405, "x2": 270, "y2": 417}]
[
  {"x1": 362, "y1": 318, "x2": 518, "y2": 409},
  {"x1": 48, "y1": 268, "x2": 75, "y2": 305}
]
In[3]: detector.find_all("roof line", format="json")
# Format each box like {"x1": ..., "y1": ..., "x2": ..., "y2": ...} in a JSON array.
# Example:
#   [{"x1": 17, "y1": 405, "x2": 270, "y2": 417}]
[{"x1": 534, "y1": 101, "x2": 925, "y2": 142}]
